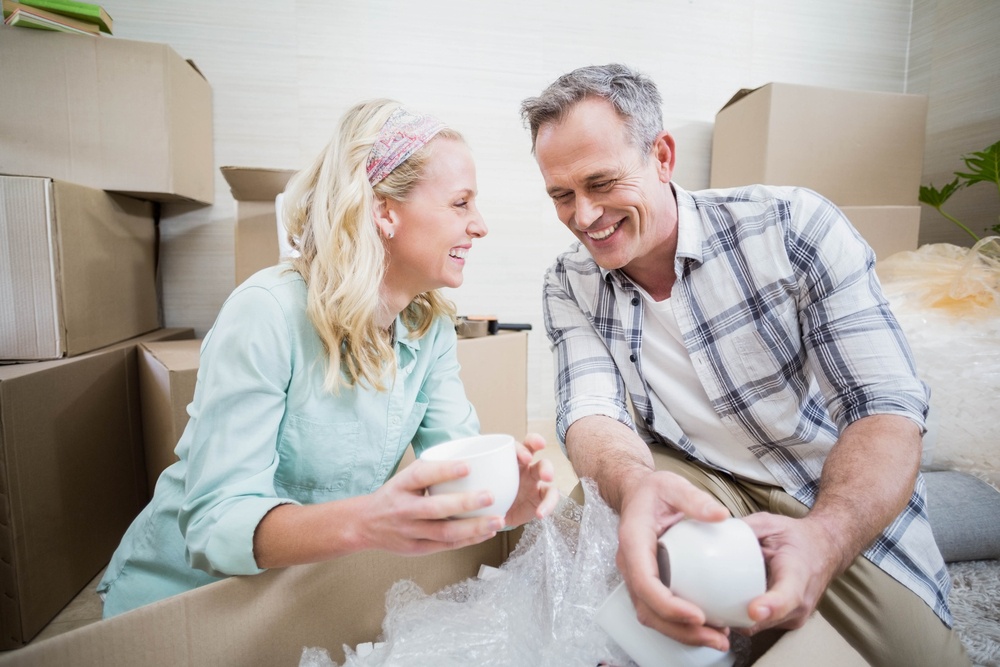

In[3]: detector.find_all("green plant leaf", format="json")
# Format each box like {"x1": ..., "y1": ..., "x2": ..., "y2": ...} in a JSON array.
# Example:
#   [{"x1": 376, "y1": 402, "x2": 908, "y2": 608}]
[
  {"x1": 956, "y1": 139, "x2": 1000, "y2": 189},
  {"x1": 919, "y1": 178, "x2": 964, "y2": 208}
]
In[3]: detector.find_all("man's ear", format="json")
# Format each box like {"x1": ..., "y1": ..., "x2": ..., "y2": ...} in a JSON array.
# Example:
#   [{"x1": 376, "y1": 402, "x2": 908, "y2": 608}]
[{"x1": 652, "y1": 131, "x2": 676, "y2": 183}]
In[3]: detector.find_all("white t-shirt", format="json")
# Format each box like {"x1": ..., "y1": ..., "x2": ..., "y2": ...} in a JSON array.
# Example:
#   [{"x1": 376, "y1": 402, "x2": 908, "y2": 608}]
[{"x1": 637, "y1": 287, "x2": 777, "y2": 484}]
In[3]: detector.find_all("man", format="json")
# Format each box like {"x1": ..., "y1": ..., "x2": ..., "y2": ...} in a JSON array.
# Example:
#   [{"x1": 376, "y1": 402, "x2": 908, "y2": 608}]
[{"x1": 521, "y1": 64, "x2": 968, "y2": 666}]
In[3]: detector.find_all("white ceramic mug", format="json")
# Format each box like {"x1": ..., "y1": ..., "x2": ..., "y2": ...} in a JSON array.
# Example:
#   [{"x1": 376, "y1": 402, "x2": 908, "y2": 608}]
[
  {"x1": 419, "y1": 433, "x2": 518, "y2": 519},
  {"x1": 657, "y1": 518, "x2": 766, "y2": 628},
  {"x1": 596, "y1": 582, "x2": 736, "y2": 667}
]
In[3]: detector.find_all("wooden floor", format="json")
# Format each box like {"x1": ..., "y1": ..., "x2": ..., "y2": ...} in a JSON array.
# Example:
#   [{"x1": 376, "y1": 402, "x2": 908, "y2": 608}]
[{"x1": 7, "y1": 428, "x2": 580, "y2": 651}]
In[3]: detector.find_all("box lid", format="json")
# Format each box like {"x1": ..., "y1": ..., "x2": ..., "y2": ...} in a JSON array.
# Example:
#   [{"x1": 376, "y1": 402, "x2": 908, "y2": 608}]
[
  {"x1": 221, "y1": 166, "x2": 297, "y2": 202},
  {"x1": 717, "y1": 81, "x2": 927, "y2": 114},
  {"x1": 141, "y1": 339, "x2": 202, "y2": 372}
]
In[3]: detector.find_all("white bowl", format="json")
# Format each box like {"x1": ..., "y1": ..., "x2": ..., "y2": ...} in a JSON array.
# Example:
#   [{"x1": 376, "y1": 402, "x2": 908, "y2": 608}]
[
  {"x1": 657, "y1": 518, "x2": 766, "y2": 628},
  {"x1": 419, "y1": 434, "x2": 518, "y2": 519},
  {"x1": 596, "y1": 582, "x2": 736, "y2": 667}
]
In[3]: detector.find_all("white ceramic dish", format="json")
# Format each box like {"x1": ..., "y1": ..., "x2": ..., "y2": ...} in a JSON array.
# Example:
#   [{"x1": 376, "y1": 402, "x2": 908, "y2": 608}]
[
  {"x1": 596, "y1": 582, "x2": 736, "y2": 667},
  {"x1": 657, "y1": 518, "x2": 766, "y2": 628},
  {"x1": 419, "y1": 433, "x2": 518, "y2": 519}
]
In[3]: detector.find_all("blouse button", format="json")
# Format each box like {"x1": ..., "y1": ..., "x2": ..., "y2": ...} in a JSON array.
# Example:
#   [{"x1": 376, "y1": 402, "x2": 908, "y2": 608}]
[
  {"x1": 629, "y1": 354, "x2": 637, "y2": 363},
  {"x1": 631, "y1": 296, "x2": 640, "y2": 306}
]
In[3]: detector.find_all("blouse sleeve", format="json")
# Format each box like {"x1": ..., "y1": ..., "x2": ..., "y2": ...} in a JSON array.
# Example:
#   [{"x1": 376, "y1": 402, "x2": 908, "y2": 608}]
[{"x1": 175, "y1": 285, "x2": 299, "y2": 577}]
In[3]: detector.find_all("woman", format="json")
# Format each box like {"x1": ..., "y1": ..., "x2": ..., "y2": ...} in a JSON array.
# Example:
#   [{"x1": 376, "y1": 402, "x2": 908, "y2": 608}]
[{"x1": 98, "y1": 100, "x2": 559, "y2": 617}]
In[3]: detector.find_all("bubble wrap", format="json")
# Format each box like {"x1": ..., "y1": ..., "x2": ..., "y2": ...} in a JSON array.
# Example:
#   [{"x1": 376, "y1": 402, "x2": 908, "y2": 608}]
[
  {"x1": 878, "y1": 238, "x2": 1000, "y2": 487},
  {"x1": 301, "y1": 480, "x2": 632, "y2": 667}
]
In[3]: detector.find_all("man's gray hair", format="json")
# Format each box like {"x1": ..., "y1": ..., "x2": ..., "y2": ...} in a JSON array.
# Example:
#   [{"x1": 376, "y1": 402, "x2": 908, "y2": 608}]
[{"x1": 520, "y1": 63, "x2": 663, "y2": 154}]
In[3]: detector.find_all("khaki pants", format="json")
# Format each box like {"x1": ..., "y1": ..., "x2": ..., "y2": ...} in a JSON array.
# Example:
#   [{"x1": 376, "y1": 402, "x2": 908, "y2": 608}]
[{"x1": 594, "y1": 445, "x2": 971, "y2": 666}]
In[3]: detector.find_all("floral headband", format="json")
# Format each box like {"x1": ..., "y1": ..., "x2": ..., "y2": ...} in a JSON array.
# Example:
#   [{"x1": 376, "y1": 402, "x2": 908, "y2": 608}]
[{"x1": 366, "y1": 106, "x2": 446, "y2": 186}]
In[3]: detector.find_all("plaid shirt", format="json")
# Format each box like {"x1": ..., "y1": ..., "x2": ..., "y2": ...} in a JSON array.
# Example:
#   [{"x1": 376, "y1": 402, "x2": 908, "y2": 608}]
[{"x1": 543, "y1": 184, "x2": 951, "y2": 623}]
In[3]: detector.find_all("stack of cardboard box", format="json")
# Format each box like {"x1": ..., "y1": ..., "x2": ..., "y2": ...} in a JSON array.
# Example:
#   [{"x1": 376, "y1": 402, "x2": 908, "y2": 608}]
[
  {"x1": 0, "y1": 25, "x2": 213, "y2": 647},
  {"x1": 709, "y1": 82, "x2": 929, "y2": 259}
]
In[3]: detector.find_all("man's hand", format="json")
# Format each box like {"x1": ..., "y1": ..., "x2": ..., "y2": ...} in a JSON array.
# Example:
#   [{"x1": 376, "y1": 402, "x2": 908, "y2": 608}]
[
  {"x1": 740, "y1": 512, "x2": 844, "y2": 633},
  {"x1": 616, "y1": 470, "x2": 733, "y2": 651},
  {"x1": 738, "y1": 413, "x2": 923, "y2": 634}
]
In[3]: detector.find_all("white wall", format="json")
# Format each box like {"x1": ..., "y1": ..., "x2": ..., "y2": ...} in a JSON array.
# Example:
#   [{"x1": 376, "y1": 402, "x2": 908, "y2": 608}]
[
  {"x1": 101, "y1": 0, "x2": 926, "y2": 429},
  {"x1": 909, "y1": 0, "x2": 1000, "y2": 247}
]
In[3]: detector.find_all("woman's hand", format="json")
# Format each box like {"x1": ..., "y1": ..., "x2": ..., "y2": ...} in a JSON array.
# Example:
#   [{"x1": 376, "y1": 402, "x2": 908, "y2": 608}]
[
  {"x1": 503, "y1": 433, "x2": 560, "y2": 528},
  {"x1": 357, "y1": 457, "x2": 508, "y2": 556},
  {"x1": 254, "y1": 436, "x2": 559, "y2": 568},
  {"x1": 254, "y1": 453, "x2": 523, "y2": 568}
]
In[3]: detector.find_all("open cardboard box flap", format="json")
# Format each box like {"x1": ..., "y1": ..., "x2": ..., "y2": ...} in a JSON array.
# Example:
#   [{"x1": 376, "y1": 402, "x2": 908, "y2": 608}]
[
  {"x1": 221, "y1": 166, "x2": 297, "y2": 202},
  {"x1": 2, "y1": 535, "x2": 514, "y2": 666},
  {"x1": 2, "y1": 514, "x2": 864, "y2": 666},
  {"x1": 718, "y1": 85, "x2": 760, "y2": 111}
]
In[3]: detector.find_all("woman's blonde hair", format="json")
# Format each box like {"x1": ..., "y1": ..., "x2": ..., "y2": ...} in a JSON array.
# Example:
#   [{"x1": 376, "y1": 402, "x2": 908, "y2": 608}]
[{"x1": 281, "y1": 99, "x2": 462, "y2": 392}]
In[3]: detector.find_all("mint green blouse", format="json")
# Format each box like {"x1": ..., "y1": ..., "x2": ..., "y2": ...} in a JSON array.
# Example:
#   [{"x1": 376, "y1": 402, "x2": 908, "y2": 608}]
[{"x1": 99, "y1": 264, "x2": 479, "y2": 617}]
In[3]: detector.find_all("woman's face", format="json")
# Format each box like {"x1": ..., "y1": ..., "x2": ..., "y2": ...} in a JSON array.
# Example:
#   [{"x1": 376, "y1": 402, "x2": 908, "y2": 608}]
[{"x1": 382, "y1": 138, "x2": 487, "y2": 302}]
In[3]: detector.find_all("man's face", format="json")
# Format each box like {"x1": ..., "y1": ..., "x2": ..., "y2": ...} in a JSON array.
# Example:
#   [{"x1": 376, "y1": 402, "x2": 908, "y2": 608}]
[{"x1": 533, "y1": 97, "x2": 675, "y2": 274}]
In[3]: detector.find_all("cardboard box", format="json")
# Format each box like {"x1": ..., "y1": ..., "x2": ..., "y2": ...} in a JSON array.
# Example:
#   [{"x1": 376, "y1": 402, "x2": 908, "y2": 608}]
[
  {"x1": 0, "y1": 26, "x2": 214, "y2": 204},
  {"x1": 710, "y1": 83, "x2": 928, "y2": 206},
  {"x1": 221, "y1": 167, "x2": 297, "y2": 285},
  {"x1": 457, "y1": 332, "x2": 529, "y2": 438},
  {"x1": 0, "y1": 517, "x2": 863, "y2": 666},
  {"x1": 0, "y1": 176, "x2": 160, "y2": 361},
  {"x1": 2, "y1": 534, "x2": 515, "y2": 666},
  {"x1": 0, "y1": 328, "x2": 194, "y2": 648},
  {"x1": 840, "y1": 206, "x2": 921, "y2": 261},
  {"x1": 136, "y1": 332, "x2": 529, "y2": 489},
  {"x1": 137, "y1": 340, "x2": 201, "y2": 494}
]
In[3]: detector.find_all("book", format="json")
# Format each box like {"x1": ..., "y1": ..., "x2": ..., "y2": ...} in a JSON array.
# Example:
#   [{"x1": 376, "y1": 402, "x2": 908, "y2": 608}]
[
  {"x1": 12, "y1": 0, "x2": 112, "y2": 34},
  {"x1": 3, "y1": 1, "x2": 100, "y2": 35}
]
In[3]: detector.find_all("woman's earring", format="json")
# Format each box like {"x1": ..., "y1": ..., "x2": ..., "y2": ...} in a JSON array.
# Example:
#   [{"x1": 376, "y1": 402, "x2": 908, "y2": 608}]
[{"x1": 386, "y1": 229, "x2": 394, "y2": 240}]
